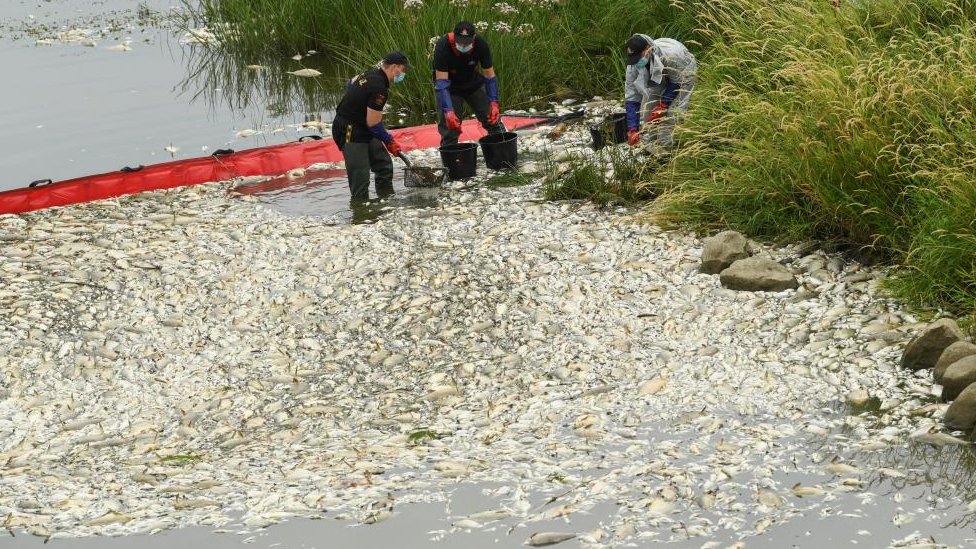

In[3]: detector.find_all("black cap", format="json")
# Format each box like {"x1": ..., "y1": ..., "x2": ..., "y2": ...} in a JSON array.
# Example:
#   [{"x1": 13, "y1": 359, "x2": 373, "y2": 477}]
[
  {"x1": 625, "y1": 35, "x2": 650, "y2": 65},
  {"x1": 382, "y1": 50, "x2": 412, "y2": 68},
  {"x1": 454, "y1": 21, "x2": 476, "y2": 46}
]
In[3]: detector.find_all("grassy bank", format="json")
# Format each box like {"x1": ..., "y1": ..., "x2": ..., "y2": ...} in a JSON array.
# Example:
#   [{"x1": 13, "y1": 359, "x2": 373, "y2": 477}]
[{"x1": 644, "y1": 0, "x2": 976, "y2": 316}]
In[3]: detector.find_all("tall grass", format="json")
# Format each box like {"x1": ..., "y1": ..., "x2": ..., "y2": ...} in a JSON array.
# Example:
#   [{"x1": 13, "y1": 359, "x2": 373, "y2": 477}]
[
  {"x1": 177, "y1": 0, "x2": 699, "y2": 115},
  {"x1": 542, "y1": 146, "x2": 658, "y2": 206},
  {"x1": 649, "y1": 0, "x2": 976, "y2": 315}
]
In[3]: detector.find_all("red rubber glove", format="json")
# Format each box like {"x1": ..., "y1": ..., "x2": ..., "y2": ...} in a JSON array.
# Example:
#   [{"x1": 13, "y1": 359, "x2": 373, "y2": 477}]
[
  {"x1": 627, "y1": 129, "x2": 640, "y2": 146},
  {"x1": 444, "y1": 111, "x2": 462, "y2": 132},
  {"x1": 646, "y1": 101, "x2": 668, "y2": 124},
  {"x1": 487, "y1": 101, "x2": 501, "y2": 126},
  {"x1": 385, "y1": 138, "x2": 403, "y2": 157}
]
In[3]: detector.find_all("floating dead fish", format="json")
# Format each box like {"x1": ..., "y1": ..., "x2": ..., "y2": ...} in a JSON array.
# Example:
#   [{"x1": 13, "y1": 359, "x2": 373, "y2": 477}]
[
  {"x1": 791, "y1": 483, "x2": 825, "y2": 498},
  {"x1": 826, "y1": 456, "x2": 861, "y2": 476},
  {"x1": 756, "y1": 490, "x2": 785, "y2": 508},
  {"x1": 362, "y1": 510, "x2": 393, "y2": 524},
  {"x1": 452, "y1": 518, "x2": 481, "y2": 529},
  {"x1": 878, "y1": 467, "x2": 907, "y2": 479},
  {"x1": 526, "y1": 532, "x2": 576, "y2": 546},
  {"x1": 910, "y1": 425, "x2": 971, "y2": 447},
  {"x1": 467, "y1": 508, "x2": 512, "y2": 522},
  {"x1": 288, "y1": 68, "x2": 322, "y2": 78}
]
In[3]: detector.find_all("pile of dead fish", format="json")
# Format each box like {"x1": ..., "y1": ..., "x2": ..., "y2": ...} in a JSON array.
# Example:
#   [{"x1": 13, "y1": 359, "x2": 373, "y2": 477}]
[{"x1": 0, "y1": 139, "x2": 972, "y2": 548}]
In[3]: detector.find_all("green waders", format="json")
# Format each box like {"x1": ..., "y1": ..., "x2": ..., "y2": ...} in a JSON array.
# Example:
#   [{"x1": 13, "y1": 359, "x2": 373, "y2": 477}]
[{"x1": 341, "y1": 138, "x2": 394, "y2": 201}]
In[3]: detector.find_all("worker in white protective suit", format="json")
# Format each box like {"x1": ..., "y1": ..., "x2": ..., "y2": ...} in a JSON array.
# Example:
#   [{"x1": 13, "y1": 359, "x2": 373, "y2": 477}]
[{"x1": 623, "y1": 34, "x2": 697, "y2": 156}]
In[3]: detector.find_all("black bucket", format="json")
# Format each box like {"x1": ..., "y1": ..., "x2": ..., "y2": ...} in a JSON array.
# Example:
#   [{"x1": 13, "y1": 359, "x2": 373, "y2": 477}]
[
  {"x1": 439, "y1": 143, "x2": 478, "y2": 180},
  {"x1": 479, "y1": 132, "x2": 518, "y2": 171},
  {"x1": 590, "y1": 112, "x2": 628, "y2": 150}
]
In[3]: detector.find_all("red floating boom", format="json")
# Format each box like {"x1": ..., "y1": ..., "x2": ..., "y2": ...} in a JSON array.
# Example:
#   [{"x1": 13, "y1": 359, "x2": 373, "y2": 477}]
[{"x1": 0, "y1": 116, "x2": 547, "y2": 215}]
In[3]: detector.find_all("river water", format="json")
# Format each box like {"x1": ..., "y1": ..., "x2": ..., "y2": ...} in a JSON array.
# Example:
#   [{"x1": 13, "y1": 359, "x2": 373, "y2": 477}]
[
  {"x1": 0, "y1": 0, "x2": 438, "y2": 222},
  {"x1": 3, "y1": 2, "x2": 976, "y2": 549}
]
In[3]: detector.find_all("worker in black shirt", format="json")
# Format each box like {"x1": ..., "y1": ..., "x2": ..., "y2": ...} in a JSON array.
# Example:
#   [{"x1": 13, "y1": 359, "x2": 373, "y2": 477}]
[
  {"x1": 331, "y1": 51, "x2": 410, "y2": 201},
  {"x1": 432, "y1": 21, "x2": 504, "y2": 147}
]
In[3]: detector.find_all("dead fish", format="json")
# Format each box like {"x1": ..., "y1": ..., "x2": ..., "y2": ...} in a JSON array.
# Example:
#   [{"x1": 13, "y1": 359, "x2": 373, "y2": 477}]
[
  {"x1": 433, "y1": 461, "x2": 471, "y2": 477},
  {"x1": 362, "y1": 510, "x2": 393, "y2": 524},
  {"x1": 791, "y1": 483, "x2": 824, "y2": 498},
  {"x1": 577, "y1": 383, "x2": 614, "y2": 398},
  {"x1": 756, "y1": 490, "x2": 785, "y2": 508},
  {"x1": 878, "y1": 467, "x2": 907, "y2": 479},
  {"x1": 526, "y1": 532, "x2": 576, "y2": 546},
  {"x1": 173, "y1": 497, "x2": 219, "y2": 510},
  {"x1": 846, "y1": 389, "x2": 871, "y2": 406},
  {"x1": 541, "y1": 504, "x2": 578, "y2": 520},
  {"x1": 638, "y1": 377, "x2": 667, "y2": 395},
  {"x1": 910, "y1": 425, "x2": 971, "y2": 447},
  {"x1": 3, "y1": 513, "x2": 52, "y2": 528},
  {"x1": 83, "y1": 511, "x2": 133, "y2": 527},
  {"x1": 288, "y1": 68, "x2": 322, "y2": 78},
  {"x1": 62, "y1": 417, "x2": 103, "y2": 432},
  {"x1": 696, "y1": 489, "x2": 717, "y2": 509},
  {"x1": 467, "y1": 508, "x2": 512, "y2": 522},
  {"x1": 826, "y1": 456, "x2": 861, "y2": 476},
  {"x1": 421, "y1": 386, "x2": 458, "y2": 401}
]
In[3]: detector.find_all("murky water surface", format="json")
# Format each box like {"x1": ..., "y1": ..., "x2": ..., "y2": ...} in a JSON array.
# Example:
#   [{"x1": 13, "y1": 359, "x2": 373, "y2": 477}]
[
  {"x1": 4, "y1": 2, "x2": 976, "y2": 548},
  {"x1": 0, "y1": 0, "x2": 355, "y2": 218}
]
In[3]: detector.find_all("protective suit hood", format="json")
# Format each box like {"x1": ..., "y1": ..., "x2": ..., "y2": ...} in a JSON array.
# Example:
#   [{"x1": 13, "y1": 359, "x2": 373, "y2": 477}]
[{"x1": 632, "y1": 33, "x2": 664, "y2": 84}]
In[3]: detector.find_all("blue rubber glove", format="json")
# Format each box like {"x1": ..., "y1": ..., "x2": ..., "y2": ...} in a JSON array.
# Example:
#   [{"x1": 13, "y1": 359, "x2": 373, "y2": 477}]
[
  {"x1": 625, "y1": 100, "x2": 641, "y2": 131},
  {"x1": 435, "y1": 79, "x2": 454, "y2": 114},
  {"x1": 368, "y1": 121, "x2": 394, "y2": 144},
  {"x1": 485, "y1": 76, "x2": 499, "y2": 103}
]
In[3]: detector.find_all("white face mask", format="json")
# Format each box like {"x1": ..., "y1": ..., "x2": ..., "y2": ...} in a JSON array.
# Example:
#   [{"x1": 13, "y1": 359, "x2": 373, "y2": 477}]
[{"x1": 456, "y1": 43, "x2": 473, "y2": 53}]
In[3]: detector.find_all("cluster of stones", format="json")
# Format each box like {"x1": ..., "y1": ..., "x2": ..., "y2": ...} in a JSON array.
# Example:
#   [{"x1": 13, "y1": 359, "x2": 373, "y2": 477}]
[
  {"x1": 901, "y1": 318, "x2": 976, "y2": 431},
  {"x1": 699, "y1": 230, "x2": 799, "y2": 292}
]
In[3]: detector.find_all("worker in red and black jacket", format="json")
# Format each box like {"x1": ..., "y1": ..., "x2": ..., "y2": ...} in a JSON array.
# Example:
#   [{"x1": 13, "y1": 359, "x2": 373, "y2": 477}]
[{"x1": 431, "y1": 21, "x2": 504, "y2": 147}]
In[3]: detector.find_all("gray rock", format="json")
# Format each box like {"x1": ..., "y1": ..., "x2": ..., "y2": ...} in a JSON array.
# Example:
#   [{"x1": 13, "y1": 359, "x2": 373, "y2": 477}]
[
  {"x1": 945, "y1": 383, "x2": 976, "y2": 431},
  {"x1": 719, "y1": 257, "x2": 799, "y2": 292},
  {"x1": 934, "y1": 341, "x2": 976, "y2": 384},
  {"x1": 700, "y1": 231, "x2": 750, "y2": 275},
  {"x1": 900, "y1": 318, "x2": 965, "y2": 371},
  {"x1": 941, "y1": 355, "x2": 976, "y2": 401}
]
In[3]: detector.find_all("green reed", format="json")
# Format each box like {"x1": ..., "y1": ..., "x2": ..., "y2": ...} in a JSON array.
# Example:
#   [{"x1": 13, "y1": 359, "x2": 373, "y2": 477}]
[{"x1": 177, "y1": 0, "x2": 697, "y2": 115}]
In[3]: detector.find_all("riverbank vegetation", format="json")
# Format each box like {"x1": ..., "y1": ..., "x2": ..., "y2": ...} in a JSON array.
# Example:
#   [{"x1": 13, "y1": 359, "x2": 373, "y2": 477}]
[
  {"x1": 179, "y1": 0, "x2": 976, "y2": 317},
  {"x1": 651, "y1": 0, "x2": 976, "y2": 317},
  {"x1": 178, "y1": 0, "x2": 695, "y2": 115}
]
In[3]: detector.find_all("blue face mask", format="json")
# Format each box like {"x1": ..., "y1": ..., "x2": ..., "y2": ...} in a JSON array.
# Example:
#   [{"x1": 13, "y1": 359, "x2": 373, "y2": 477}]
[
  {"x1": 394, "y1": 71, "x2": 405, "y2": 84},
  {"x1": 456, "y1": 44, "x2": 473, "y2": 54},
  {"x1": 636, "y1": 56, "x2": 648, "y2": 69}
]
